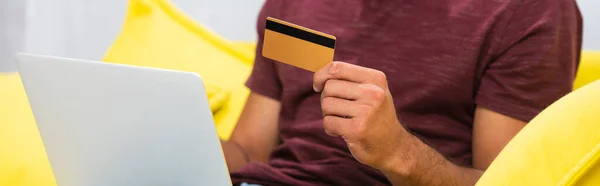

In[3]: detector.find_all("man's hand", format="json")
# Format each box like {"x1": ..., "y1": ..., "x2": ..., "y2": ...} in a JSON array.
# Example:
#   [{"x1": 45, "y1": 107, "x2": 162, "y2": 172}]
[
  {"x1": 314, "y1": 62, "x2": 485, "y2": 185},
  {"x1": 313, "y1": 61, "x2": 408, "y2": 171}
]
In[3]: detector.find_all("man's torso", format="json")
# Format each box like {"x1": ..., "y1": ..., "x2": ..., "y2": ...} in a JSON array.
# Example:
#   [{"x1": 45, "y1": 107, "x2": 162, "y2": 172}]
[{"x1": 231, "y1": 0, "x2": 579, "y2": 185}]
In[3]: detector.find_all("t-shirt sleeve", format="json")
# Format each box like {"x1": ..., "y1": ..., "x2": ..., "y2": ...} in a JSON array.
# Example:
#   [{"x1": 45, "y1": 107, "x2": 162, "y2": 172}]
[
  {"x1": 245, "y1": 0, "x2": 283, "y2": 101},
  {"x1": 475, "y1": 0, "x2": 583, "y2": 122}
]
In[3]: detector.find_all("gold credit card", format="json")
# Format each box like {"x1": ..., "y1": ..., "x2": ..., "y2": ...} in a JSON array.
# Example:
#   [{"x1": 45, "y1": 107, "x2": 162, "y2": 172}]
[{"x1": 262, "y1": 17, "x2": 336, "y2": 72}]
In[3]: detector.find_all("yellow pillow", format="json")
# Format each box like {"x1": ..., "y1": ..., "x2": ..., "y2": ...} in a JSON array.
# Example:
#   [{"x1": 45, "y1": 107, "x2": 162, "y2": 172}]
[
  {"x1": 574, "y1": 51, "x2": 600, "y2": 90},
  {"x1": 0, "y1": 73, "x2": 56, "y2": 186},
  {"x1": 230, "y1": 42, "x2": 257, "y2": 66},
  {"x1": 103, "y1": 0, "x2": 254, "y2": 140},
  {"x1": 204, "y1": 83, "x2": 230, "y2": 113},
  {"x1": 477, "y1": 79, "x2": 600, "y2": 185}
]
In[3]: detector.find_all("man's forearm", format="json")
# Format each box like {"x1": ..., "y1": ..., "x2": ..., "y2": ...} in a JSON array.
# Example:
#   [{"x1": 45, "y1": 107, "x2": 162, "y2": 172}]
[
  {"x1": 221, "y1": 140, "x2": 250, "y2": 172},
  {"x1": 380, "y1": 134, "x2": 483, "y2": 186}
]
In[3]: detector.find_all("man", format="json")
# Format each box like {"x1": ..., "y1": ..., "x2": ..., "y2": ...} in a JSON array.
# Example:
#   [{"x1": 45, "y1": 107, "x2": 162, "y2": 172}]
[{"x1": 221, "y1": 0, "x2": 582, "y2": 185}]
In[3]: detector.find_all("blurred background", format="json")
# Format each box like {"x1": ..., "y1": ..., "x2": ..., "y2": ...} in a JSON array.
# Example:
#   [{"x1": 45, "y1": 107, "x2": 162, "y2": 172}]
[
  {"x1": 0, "y1": 0, "x2": 598, "y2": 73},
  {"x1": 0, "y1": 0, "x2": 263, "y2": 72}
]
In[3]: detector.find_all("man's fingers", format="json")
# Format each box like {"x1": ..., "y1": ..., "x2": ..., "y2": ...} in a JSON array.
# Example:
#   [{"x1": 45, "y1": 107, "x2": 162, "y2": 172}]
[
  {"x1": 321, "y1": 97, "x2": 361, "y2": 117},
  {"x1": 320, "y1": 79, "x2": 362, "y2": 101},
  {"x1": 323, "y1": 115, "x2": 352, "y2": 137},
  {"x1": 313, "y1": 61, "x2": 388, "y2": 92},
  {"x1": 313, "y1": 62, "x2": 336, "y2": 92}
]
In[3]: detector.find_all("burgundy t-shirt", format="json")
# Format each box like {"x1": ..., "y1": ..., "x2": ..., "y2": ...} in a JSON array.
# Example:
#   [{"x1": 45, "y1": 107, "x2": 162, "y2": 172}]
[{"x1": 231, "y1": 0, "x2": 582, "y2": 185}]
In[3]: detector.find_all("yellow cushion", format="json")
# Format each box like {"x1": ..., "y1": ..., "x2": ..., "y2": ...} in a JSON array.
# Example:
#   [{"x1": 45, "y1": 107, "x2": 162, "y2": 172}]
[
  {"x1": 477, "y1": 79, "x2": 600, "y2": 185},
  {"x1": 205, "y1": 83, "x2": 230, "y2": 113},
  {"x1": 0, "y1": 73, "x2": 56, "y2": 186},
  {"x1": 103, "y1": 0, "x2": 254, "y2": 140},
  {"x1": 574, "y1": 51, "x2": 600, "y2": 90},
  {"x1": 230, "y1": 42, "x2": 257, "y2": 65}
]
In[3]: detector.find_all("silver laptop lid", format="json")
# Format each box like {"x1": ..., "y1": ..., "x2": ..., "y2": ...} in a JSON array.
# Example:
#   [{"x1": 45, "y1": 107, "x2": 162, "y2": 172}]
[{"x1": 15, "y1": 53, "x2": 231, "y2": 186}]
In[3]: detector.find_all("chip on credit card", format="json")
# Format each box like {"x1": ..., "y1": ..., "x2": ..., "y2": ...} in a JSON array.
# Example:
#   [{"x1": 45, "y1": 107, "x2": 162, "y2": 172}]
[{"x1": 262, "y1": 17, "x2": 336, "y2": 72}]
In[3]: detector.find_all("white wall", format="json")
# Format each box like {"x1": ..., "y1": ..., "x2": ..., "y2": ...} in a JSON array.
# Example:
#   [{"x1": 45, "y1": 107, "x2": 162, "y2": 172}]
[
  {"x1": 0, "y1": 0, "x2": 598, "y2": 73},
  {"x1": 0, "y1": 0, "x2": 25, "y2": 72},
  {"x1": 579, "y1": 0, "x2": 600, "y2": 50},
  {"x1": 23, "y1": 0, "x2": 263, "y2": 61},
  {"x1": 0, "y1": 0, "x2": 264, "y2": 73},
  {"x1": 175, "y1": 0, "x2": 263, "y2": 41},
  {"x1": 23, "y1": 0, "x2": 127, "y2": 63}
]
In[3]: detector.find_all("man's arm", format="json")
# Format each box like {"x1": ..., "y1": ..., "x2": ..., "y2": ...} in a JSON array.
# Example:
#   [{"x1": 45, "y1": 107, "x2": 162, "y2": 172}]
[
  {"x1": 472, "y1": 107, "x2": 526, "y2": 169},
  {"x1": 221, "y1": 92, "x2": 281, "y2": 172},
  {"x1": 313, "y1": 62, "x2": 524, "y2": 185},
  {"x1": 221, "y1": 0, "x2": 285, "y2": 173},
  {"x1": 380, "y1": 106, "x2": 525, "y2": 185}
]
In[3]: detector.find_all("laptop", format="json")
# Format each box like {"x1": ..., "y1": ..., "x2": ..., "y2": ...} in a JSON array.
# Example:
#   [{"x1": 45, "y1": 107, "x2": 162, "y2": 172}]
[{"x1": 15, "y1": 53, "x2": 232, "y2": 186}]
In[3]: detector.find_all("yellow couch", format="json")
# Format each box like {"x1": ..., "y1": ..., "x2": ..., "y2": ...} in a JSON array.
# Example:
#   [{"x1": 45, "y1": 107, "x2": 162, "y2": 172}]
[
  {"x1": 574, "y1": 52, "x2": 600, "y2": 90},
  {"x1": 477, "y1": 79, "x2": 600, "y2": 185},
  {"x1": 0, "y1": 74, "x2": 56, "y2": 186},
  {"x1": 476, "y1": 51, "x2": 600, "y2": 185}
]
